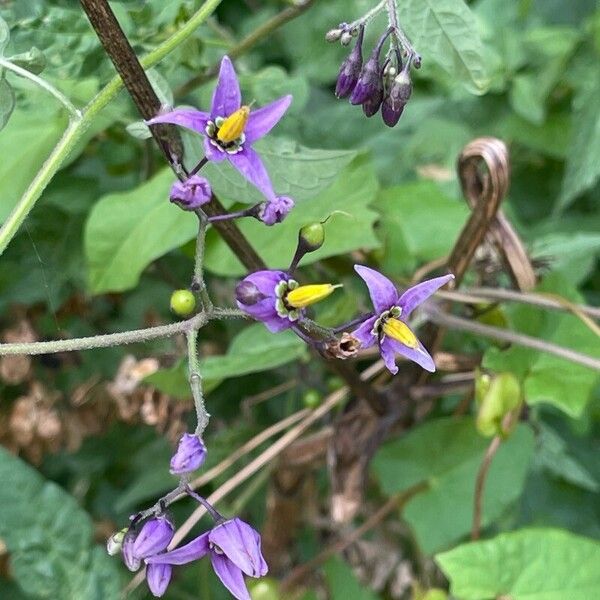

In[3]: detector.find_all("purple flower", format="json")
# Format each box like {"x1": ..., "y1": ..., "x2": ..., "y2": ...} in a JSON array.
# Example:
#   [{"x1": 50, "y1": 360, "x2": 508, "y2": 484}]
[
  {"x1": 352, "y1": 265, "x2": 454, "y2": 374},
  {"x1": 170, "y1": 433, "x2": 207, "y2": 475},
  {"x1": 133, "y1": 516, "x2": 175, "y2": 559},
  {"x1": 146, "y1": 56, "x2": 292, "y2": 204},
  {"x1": 122, "y1": 531, "x2": 141, "y2": 572},
  {"x1": 147, "y1": 563, "x2": 172, "y2": 598},
  {"x1": 258, "y1": 195, "x2": 295, "y2": 225},
  {"x1": 381, "y1": 70, "x2": 412, "y2": 127},
  {"x1": 170, "y1": 175, "x2": 212, "y2": 209},
  {"x1": 349, "y1": 31, "x2": 387, "y2": 106},
  {"x1": 335, "y1": 25, "x2": 364, "y2": 98},
  {"x1": 146, "y1": 518, "x2": 268, "y2": 600},
  {"x1": 235, "y1": 270, "x2": 341, "y2": 333}
]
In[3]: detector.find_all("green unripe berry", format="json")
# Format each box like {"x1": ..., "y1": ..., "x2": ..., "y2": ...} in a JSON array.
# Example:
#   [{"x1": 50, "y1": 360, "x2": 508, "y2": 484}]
[
  {"x1": 248, "y1": 577, "x2": 280, "y2": 600},
  {"x1": 299, "y1": 222, "x2": 325, "y2": 252},
  {"x1": 303, "y1": 388, "x2": 322, "y2": 409},
  {"x1": 170, "y1": 289, "x2": 196, "y2": 317}
]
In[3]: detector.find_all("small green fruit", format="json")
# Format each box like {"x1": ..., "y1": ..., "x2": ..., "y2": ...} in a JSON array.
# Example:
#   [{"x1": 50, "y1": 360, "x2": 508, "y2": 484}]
[
  {"x1": 248, "y1": 577, "x2": 280, "y2": 600},
  {"x1": 170, "y1": 289, "x2": 196, "y2": 317},
  {"x1": 298, "y1": 222, "x2": 325, "y2": 252},
  {"x1": 303, "y1": 388, "x2": 322, "y2": 409}
]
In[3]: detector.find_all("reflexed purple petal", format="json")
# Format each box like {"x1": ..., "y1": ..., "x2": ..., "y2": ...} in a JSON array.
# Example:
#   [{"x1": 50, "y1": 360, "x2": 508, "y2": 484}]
[
  {"x1": 262, "y1": 315, "x2": 294, "y2": 333},
  {"x1": 398, "y1": 274, "x2": 454, "y2": 318},
  {"x1": 204, "y1": 137, "x2": 227, "y2": 162},
  {"x1": 227, "y1": 147, "x2": 276, "y2": 200},
  {"x1": 209, "y1": 518, "x2": 268, "y2": 577},
  {"x1": 146, "y1": 109, "x2": 210, "y2": 134},
  {"x1": 122, "y1": 532, "x2": 141, "y2": 572},
  {"x1": 379, "y1": 337, "x2": 399, "y2": 375},
  {"x1": 240, "y1": 271, "x2": 287, "y2": 296},
  {"x1": 146, "y1": 563, "x2": 172, "y2": 597},
  {"x1": 387, "y1": 337, "x2": 436, "y2": 372},
  {"x1": 146, "y1": 532, "x2": 210, "y2": 566},
  {"x1": 245, "y1": 95, "x2": 292, "y2": 143},
  {"x1": 211, "y1": 554, "x2": 251, "y2": 600},
  {"x1": 170, "y1": 433, "x2": 207, "y2": 475},
  {"x1": 352, "y1": 316, "x2": 377, "y2": 349},
  {"x1": 354, "y1": 265, "x2": 398, "y2": 313},
  {"x1": 133, "y1": 516, "x2": 174, "y2": 559},
  {"x1": 211, "y1": 56, "x2": 241, "y2": 119}
]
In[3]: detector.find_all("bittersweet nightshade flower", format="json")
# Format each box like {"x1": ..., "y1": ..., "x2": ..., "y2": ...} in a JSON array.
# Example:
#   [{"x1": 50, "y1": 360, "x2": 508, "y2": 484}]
[
  {"x1": 147, "y1": 56, "x2": 292, "y2": 205},
  {"x1": 350, "y1": 29, "x2": 388, "y2": 106},
  {"x1": 133, "y1": 515, "x2": 175, "y2": 559},
  {"x1": 381, "y1": 68, "x2": 412, "y2": 127},
  {"x1": 146, "y1": 518, "x2": 268, "y2": 600},
  {"x1": 352, "y1": 265, "x2": 454, "y2": 374},
  {"x1": 236, "y1": 270, "x2": 341, "y2": 333},
  {"x1": 147, "y1": 563, "x2": 172, "y2": 598},
  {"x1": 258, "y1": 195, "x2": 295, "y2": 225},
  {"x1": 170, "y1": 432, "x2": 207, "y2": 475},
  {"x1": 169, "y1": 175, "x2": 211, "y2": 209},
  {"x1": 335, "y1": 25, "x2": 364, "y2": 98},
  {"x1": 122, "y1": 531, "x2": 141, "y2": 572}
]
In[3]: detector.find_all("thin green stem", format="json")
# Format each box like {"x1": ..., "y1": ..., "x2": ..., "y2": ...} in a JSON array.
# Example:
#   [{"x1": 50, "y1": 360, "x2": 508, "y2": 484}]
[
  {"x1": 187, "y1": 328, "x2": 210, "y2": 435},
  {"x1": 0, "y1": 57, "x2": 81, "y2": 118},
  {"x1": 193, "y1": 212, "x2": 213, "y2": 311},
  {"x1": 0, "y1": 0, "x2": 224, "y2": 256},
  {"x1": 347, "y1": 0, "x2": 387, "y2": 31}
]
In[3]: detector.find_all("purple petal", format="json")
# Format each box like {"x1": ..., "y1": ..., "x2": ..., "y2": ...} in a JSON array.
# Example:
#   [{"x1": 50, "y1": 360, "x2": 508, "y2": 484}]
[
  {"x1": 398, "y1": 274, "x2": 454, "y2": 318},
  {"x1": 211, "y1": 56, "x2": 241, "y2": 119},
  {"x1": 209, "y1": 518, "x2": 268, "y2": 577},
  {"x1": 133, "y1": 516, "x2": 174, "y2": 559},
  {"x1": 352, "y1": 316, "x2": 377, "y2": 349},
  {"x1": 382, "y1": 337, "x2": 436, "y2": 373},
  {"x1": 379, "y1": 337, "x2": 400, "y2": 375},
  {"x1": 169, "y1": 433, "x2": 207, "y2": 475},
  {"x1": 354, "y1": 265, "x2": 398, "y2": 313},
  {"x1": 204, "y1": 137, "x2": 227, "y2": 162},
  {"x1": 241, "y1": 270, "x2": 287, "y2": 295},
  {"x1": 211, "y1": 554, "x2": 251, "y2": 600},
  {"x1": 228, "y1": 147, "x2": 276, "y2": 200},
  {"x1": 146, "y1": 563, "x2": 172, "y2": 597},
  {"x1": 122, "y1": 533, "x2": 141, "y2": 572},
  {"x1": 146, "y1": 109, "x2": 210, "y2": 134},
  {"x1": 245, "y1": 95, "x2": 292, "y2": 143},
  {"x1": 258, "y1": 196, "x2": 295, "y2": 225},
  {"x1": 146, "y1": 532, "x2": 210, "y2": 566},
  {"x1": 261, "y1": 315, "x2": 293, "y2": 333}
]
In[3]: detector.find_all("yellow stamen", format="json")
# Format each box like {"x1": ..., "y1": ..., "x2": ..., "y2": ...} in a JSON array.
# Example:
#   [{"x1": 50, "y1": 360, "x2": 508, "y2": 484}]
[
  {"x1": 286, "y1": 284, "x2": 342, "y2": 309},
  {"x1": 217, "y1": 105, "x2": 250, "y2": 143},
  {"x1": 382, "y1": 318, "x2": 418, "y2": 348}
]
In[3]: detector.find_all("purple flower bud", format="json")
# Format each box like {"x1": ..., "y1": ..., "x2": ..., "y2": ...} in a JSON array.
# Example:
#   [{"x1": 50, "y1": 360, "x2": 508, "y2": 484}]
[
  {"x1": 335, "y1": 25, "x2": 364, "y2": 98},
  {"x1": 170, "y1": 433, "x2": 207, "y2": 475},
  {"x1": 349, "y1": 29, "x2": 388, "y2": 105},
  {"x1": 235, "y1": 281, "x2": 265, "y2": 306},
  {"x1": 146, "y1": 563, "x2": 172, "y2": 598},
  {"x1": 258, "y1": 195, "x2": 294, "y2": 225},
  {"x1": 362, "y1": 86, "x2": 384, "y2": 117},
  {"x1": 169, "y1": 175, "x2": 211, "y2": 210},
  {"x1": 132, "y1": 516, "x2": 175, "y2": 559},
  {"x1": 122, "y1": 531, "x2": 141, "y2": 572},
  {"x1": 381, "y1": 70, "x2": 412, "y2": 127}
]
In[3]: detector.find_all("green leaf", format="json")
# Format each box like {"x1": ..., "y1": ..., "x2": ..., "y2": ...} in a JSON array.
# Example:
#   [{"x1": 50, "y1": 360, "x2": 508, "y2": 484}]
[
  {"x1": 558, "y1": 77, "x2": 600, "y2": 210},
  {"x1": 7, "y1": 47, "x2": 47, "y2": 75},
  {"x1": 0, "y1": 73, "x2": 15, "y2": 131},
  {"x1": 0, "y1": 15, "x2": 10, "y2": 56},
  {"x1": 84, "y1": 168, "x2": 197, "y2": 294},
  {"x1": 399, "y1": 0, "x2": 490, "y2": 93},
  {"x1": 147, "y1": 67, "x2": 174, "y2": 107},
  {"x1": 436, "y1": 528, "x2": 600, "y2": 600},
  {"x1": 372, "y1": 417, "x2": 534, "y2": 554},
  {"x1": 324, "y1": 557, "x2": 379, "y2": 600},
  {"x1": 0, "y1": 447, "x2": 121, "y2": 598},
  {"x1": 204, "y1": 156, "x2": 380, "y2": 276}
]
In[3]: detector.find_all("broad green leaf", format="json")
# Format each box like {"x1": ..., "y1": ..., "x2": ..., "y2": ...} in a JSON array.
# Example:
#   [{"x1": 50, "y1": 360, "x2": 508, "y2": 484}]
[
  {"x1": 558, "y1": 77, "x2": 600, "y2": 210},
  {"x1": 84, "y1": 168, "x2": 197, "y2": 294},
  {"x1": 436, "y1": 528, "x2": 600, "y2": 600},
  {"x1": 0, "y1": 15, "x2": 9, "y2": 55},
  {"x1": 324, "y1": 557, "x2": 379, "y2": 600},
  {"x1": 483, "y1": 275, "x2": 600, "y2": 418},
  {"x1": 0, "y1": 447, "x2": 121, "y2": 598},
  {"x1": 147, "y1": 67, "x2": 174, "y2": 107},
  {"x1": 204, "y1": 157, "x2": 380, "y2": 276},
  {"x1": 398, "y1": 0, "x2": 490, "y2": 93},
  {"x1": 372, "y1": 417, "x2": 534, "y2": 554},
  {"x1": 0, "y1": 73, "x2": 15, "y2": 131}
]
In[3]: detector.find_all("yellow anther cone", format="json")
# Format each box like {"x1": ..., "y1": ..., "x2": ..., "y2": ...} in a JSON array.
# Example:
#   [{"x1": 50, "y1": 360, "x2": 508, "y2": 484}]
[
  {"x1": 382, "y1": 318, "x2": 418, "y2": 348},
  {"x1": 286, "y1": 284, "x2": 342, "y2": 309},
  {"x1": 217, "y1": 105, "x2": 250, "y2": 143}
]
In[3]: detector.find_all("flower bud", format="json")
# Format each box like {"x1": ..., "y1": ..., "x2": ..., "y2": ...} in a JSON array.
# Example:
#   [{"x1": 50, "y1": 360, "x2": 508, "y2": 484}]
[
  {"x1": 335, "y1": 25, "x2": 364, "y2": 99},
  {"x1": 298, "y1": 222, "x2": 325, "y2": 252},
  {"x1": 381, "y1": 70, "x2": 412, "y2": 127},
  {"x1": 325, "y1": 28, "x2": 343, "y2": 42},
  {"x1": 340, "y1": 31, "x2": 354, "y2": 46},
  {"x1": 170, "y1": 433, "x2": 207, "y2": 475},
  {"x1": 169, "y1": 175, "x2": 211, "y2": 210},
  {"x1": 147, "y1": 563, "x2": 172, "y2": 598},
  {"x1": 133, "y1": 515, "x2": 175, "y2": 559},
  {"x1": 349, "y1": 32, "x2": 385, "y2": 106},
  {"x1": 235, "y1": 280, "x2": 265, "y2": 306},
  {"x1": 106, "y1": 528, "x2": 127, "y2": 556},
  {"x1": 476, "y1": 372, "x2": 522, "y2": 438},
  {"x1": 122, "y1": 531, "x2": 141, "y2": 572},
  {"x1": 362, "y1": 87, "x2": 384, "y2": 117},
  {"x1": 257, "y1": 195, "x2": 294, "y2": 225}
]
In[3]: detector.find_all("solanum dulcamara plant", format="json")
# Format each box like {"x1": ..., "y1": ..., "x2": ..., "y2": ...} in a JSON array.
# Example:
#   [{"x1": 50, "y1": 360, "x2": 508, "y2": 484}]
[{"x1": 103, "y1": 11, "x2": 452, "y2": 594}]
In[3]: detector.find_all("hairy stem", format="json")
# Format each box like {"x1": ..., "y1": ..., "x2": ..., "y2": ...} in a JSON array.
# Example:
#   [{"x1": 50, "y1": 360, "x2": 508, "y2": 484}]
[
  {"x1": 192, "y1": 212, "x2": 213, "y2": 311},
  {"x1": 187, "y1": 328, "x2": 210, "y2": 435}
]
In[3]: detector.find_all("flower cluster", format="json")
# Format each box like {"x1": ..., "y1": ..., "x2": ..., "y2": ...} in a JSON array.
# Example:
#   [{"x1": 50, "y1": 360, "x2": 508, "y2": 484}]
[
  {"x1": 107, "y1": 432, "x2": 267, "y2": 599},
  {"x1": 147, "y1": 56, "x2": 294, "y2": 225},
  {"x1": 327, "y1": 6, "x2": 420, "y2": 126}
]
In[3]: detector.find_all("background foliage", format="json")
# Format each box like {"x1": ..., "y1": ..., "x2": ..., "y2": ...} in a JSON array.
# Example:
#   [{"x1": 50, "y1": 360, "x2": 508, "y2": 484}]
[{"x1": 0, "y1": 0, "x2": 599, "y2": 598}]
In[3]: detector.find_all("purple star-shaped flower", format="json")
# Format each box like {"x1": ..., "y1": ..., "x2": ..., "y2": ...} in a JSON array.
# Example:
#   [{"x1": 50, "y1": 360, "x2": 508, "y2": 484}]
[
  {"x1": 146, "y1": 56, "x2": 292, "y2": 205},
  {"x1": 353, "y1": 265, "x2": 454, "y2": 374},
  {"x1": 146, "y1": 518, "x2": 268, "y2": 600}
]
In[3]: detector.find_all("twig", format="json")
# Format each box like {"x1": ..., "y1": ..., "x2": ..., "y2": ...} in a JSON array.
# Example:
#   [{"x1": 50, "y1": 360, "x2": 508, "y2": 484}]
[
  {"x1": 471, "y1": 435, "x2": 502, "y2": 540},
  {"x1": 280, "y1": 481, "x2": 428, "y2": 593},
  {"x1": 425, "y1": 303, "x2": 600, "y2": 371}
]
